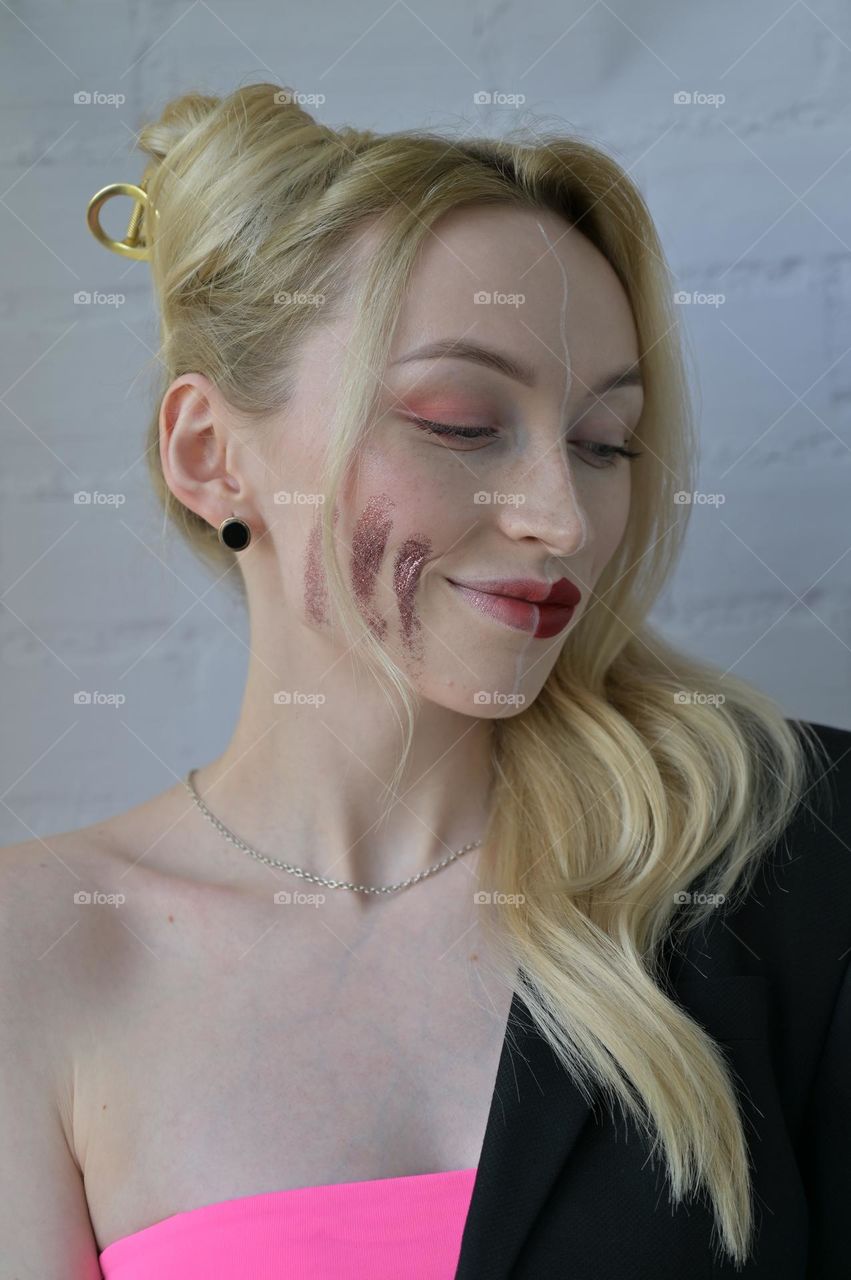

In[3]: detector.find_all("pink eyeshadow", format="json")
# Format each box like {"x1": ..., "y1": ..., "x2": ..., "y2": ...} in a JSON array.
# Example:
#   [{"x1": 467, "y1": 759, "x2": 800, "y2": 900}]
[{"x1": 395, "y1": 394, "x2": 496, "y2": 425}]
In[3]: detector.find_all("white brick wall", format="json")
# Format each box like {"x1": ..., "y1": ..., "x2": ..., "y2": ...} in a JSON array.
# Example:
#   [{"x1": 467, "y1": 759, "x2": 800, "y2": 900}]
[{"x1": 1, "y1": 1, "x2": 849, "y2": 838}]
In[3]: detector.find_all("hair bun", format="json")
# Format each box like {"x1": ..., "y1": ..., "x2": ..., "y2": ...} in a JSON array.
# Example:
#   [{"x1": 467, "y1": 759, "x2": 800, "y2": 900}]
[
  {"x1": 136, "y1": 90, "x2": 221, "y2": 167},
  {"x1": 85, "y1": 94, "x2": 220, "y2": 260},
  {"x1": 86, "y1": 83, "x2": 335, "y2": 260}
]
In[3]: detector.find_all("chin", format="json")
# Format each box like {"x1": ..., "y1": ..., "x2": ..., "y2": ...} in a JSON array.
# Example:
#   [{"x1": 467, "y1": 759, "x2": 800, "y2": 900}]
[{"x1": 418, "y1": 679, "x2": 540, "y2": 719}]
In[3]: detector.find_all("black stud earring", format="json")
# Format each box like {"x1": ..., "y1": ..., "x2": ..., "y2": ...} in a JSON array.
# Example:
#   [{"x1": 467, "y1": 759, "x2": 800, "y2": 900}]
[{"x1": 217, "y1": 514, "x2": 252, "y2": 551}]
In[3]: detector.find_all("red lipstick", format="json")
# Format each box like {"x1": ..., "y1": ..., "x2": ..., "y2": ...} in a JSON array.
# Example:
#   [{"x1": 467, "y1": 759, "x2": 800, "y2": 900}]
[{"x1": 446, "y1": 576, "x2": 581, "y2": 639}]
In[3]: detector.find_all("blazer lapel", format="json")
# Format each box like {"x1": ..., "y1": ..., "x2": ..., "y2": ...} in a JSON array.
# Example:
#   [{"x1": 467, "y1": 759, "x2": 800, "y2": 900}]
[
  {"x1": 454, "y1": 920, "x2": 770, "y2": 1279},
  {"x1": 454, "y1": 984, "x2": 596, "y2": 1279}
]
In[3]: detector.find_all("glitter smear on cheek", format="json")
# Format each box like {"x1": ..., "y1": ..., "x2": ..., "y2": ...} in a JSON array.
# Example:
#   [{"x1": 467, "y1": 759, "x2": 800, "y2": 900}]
[
  {"x1": 350, "y1": 493, "x2": 395, "y2": 639},
  {"x1": 303, "y1": 505, "x2": 340, "y2": 626},
  {"x1": 394, "y1": 536, "x2": 431, "y2": 658},
  {"x1": 304, "y1": 494, "x2": 429, "y2": 655}
]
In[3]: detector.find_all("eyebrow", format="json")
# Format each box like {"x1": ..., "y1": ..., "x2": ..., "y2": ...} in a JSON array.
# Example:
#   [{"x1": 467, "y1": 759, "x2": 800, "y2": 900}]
[{"x1": 390, "y1": 338, "x2": 644, "y2": 400}]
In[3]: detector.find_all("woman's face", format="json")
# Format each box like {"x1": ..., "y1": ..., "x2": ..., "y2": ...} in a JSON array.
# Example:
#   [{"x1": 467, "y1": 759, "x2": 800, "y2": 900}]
[{"x1": 270, "y1": 204, "x2": 644, "y2": 716}]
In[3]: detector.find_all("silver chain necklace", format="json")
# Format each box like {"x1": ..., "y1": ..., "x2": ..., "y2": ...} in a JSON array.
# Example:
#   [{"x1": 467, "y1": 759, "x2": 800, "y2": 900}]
[{"x1": 182, "y1": 768, "x2": 483, "y2": 897}]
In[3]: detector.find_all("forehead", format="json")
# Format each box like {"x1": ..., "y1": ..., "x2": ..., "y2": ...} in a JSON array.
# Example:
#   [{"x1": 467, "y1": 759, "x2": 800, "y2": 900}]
[{"x1": 386, "y1": 204, "x2": 641, "y2": 385}]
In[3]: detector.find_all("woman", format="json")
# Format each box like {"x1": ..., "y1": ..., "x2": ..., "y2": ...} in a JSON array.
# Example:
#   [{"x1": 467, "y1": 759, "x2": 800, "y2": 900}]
[{"x1": 1, "y1": 81, "x2": 848, "y2": 1279}]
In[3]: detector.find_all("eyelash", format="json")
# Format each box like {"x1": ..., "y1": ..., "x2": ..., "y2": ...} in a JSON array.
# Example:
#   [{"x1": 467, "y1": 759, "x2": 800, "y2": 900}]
[{"x1": 413, "y1": 418, "x2": 643, "y2": 468}]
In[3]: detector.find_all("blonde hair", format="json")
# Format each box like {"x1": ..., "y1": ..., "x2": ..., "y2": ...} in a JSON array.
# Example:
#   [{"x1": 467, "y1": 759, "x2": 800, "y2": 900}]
[{"x1": 128, "y1": 81, "x2": 830, "y2": 1268}]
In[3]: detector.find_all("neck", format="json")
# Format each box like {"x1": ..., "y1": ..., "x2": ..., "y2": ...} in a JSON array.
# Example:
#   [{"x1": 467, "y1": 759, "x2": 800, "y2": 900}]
[{"x1": 187, "y1": 645, "x2": 496, "y2": 909}]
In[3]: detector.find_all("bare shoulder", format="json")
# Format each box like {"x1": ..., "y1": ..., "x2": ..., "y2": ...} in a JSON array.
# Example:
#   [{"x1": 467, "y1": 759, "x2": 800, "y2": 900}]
[
  {"x1": 0, "y1": 779, "x2": 269, "y2": 1276},
  {"x1": 0, "y1": 818, "x2": 124, "y2": 901},
  {"x1": 0, "y1": 823, "x2": 136, "y2": 1055},
  {"x1": 0, "y1": 774, "x2": 227, "y2": 1001},
  {"x1": 0, "y1": 824, "x2": 115, "y2": 959},
  {"x1": 0, "y1": 781, "x2": 192, "y2": 1007},
  {"x1": 0, "y1": 775, "x2": 198, "y2": 889},
  {"x1": 0, "y1": 815, "x2": 142, "y2": 950},
  {"x1": 0, "y1": 821, "x2": 141, "y2": 1279}
]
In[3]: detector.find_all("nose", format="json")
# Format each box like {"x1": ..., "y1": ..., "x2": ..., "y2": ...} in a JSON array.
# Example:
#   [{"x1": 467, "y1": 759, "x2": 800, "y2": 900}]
[{"x1": 493, "y1": 437, "x2": 589, "y2": 557}]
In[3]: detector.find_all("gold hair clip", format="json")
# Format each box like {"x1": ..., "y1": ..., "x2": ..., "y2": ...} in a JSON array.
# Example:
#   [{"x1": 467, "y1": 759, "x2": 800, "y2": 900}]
[{"x1": 86, "y1": 179, "x2": 159, "y2": 260}]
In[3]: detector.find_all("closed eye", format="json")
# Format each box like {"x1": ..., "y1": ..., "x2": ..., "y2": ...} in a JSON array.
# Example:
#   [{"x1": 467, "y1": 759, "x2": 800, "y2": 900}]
[
  {"x1": 413, "y1": 418, "x2": 498, "y2": 441},
  {"x1": 411, "y1": 417, "x2": 643, "y2": 468}
]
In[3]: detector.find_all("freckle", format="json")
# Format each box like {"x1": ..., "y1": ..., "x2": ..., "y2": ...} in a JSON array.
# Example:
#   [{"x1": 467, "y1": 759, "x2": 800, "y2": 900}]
[
  {"x1": 303, "y1": 506, "x2": 340, "y2": 626},
  {"x1": 351, "y1": 494, "x2": 394, "y2": 640},
  {"x1": 102, "y1": 1103, "x2": 108, "y2": 1110},
  {"x1": 469, "y1": 952, "x2": 478, "y2": 962},
  {"x1": 393, "y1": 536, "x2": 430, "y2": 657},
  {"x1": 167, "y1": 914, "x2": 174, "y2": 923}
]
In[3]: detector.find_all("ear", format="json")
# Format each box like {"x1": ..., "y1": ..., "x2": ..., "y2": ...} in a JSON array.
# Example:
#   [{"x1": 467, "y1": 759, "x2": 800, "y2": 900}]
[{"x1": 159, "y1": 373, "x2": 242, "y2": 522}]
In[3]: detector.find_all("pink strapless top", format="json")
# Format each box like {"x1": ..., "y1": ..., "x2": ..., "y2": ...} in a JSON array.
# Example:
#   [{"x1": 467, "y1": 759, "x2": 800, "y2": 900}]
[{"x1": 97, "y1": 1167, "x2": 478, "y2": 1279}]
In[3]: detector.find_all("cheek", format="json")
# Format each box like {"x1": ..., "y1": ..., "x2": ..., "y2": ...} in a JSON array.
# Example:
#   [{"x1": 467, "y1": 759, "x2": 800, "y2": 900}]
[
  {"x1": 347, "y1": 441, "x2": 467, "y2": 541},
  {"x1": 303, "y1": 492, "x2": 399, "y2": 639},
  {"x1": 302, "y1": 503, "x2": 339, "y2": 626},
  {"x1": 393, "y1": 535, "x2": 432, "y2": 651},
  {"x1": 300, "y1": 474, "x2": 440, "y2": 650},
  {"x1": 301, "y1": 440, "x2": 477, "y2": 645},
  {"x1": 587, "y1": 472, "x2": 632, "y2": 569},
  {"x1": 350, "y1": 492, "x2": 395, "y2": 639},
  {"x1": 609, "y1": 469, "x2": 632, "y2": 537}
]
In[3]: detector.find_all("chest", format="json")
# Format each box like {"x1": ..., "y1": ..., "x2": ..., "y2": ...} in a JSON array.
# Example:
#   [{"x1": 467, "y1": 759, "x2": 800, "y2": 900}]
[{"x1": 77, "y1": 895, "x2": 513, "y2": 1253}]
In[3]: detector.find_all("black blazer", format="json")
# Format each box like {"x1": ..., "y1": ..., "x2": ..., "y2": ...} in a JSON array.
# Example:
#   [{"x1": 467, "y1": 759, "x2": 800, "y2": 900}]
[{"x1": 453, "y1": 718, "x2": 851, "y2": 1279}]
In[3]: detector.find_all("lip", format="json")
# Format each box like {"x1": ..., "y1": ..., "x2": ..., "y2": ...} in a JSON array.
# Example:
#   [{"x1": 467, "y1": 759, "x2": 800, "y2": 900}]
[
  {"x1": 446, "y1": 576, "x2": 581, "y2": 639},
  {"x1": 448, "y1": 576, "x2": 582, "y2": 606}
]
